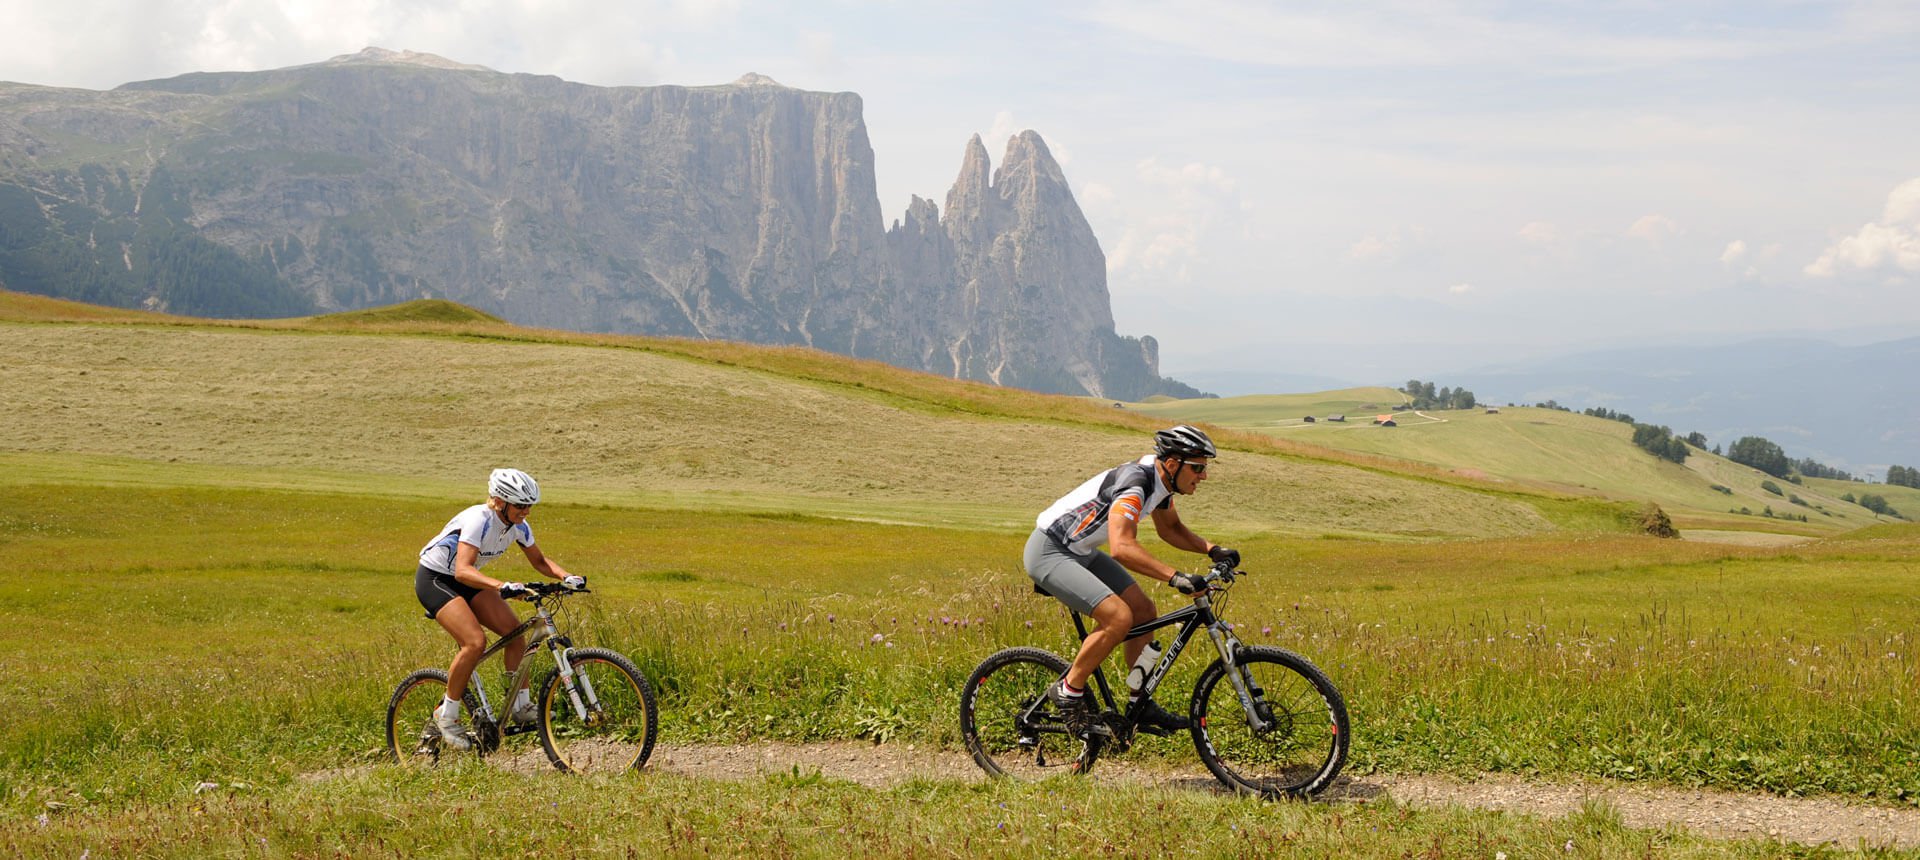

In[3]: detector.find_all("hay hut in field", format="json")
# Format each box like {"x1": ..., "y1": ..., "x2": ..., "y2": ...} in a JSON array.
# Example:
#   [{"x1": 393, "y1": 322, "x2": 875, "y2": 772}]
[
  {"x1": 1327, "y1": 414, "x2": 1346, "y2": 422},
  {"x1": 1302, "y1": 415, "x2": 1316, "y2": 423}
]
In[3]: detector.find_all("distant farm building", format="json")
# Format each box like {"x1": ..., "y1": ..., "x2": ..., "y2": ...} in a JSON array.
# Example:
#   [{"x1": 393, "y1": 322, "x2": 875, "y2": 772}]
[
  {"x1": 1327, "y1": 414, "x2": 1346, "y2": 422},
  {"x1": 1373, "y1": 414, "x2": 1393, "y2": 425},
  {"x1": 1379, "y1": 418, "x2": 1397, "y2": 427},
  {"x1": 1485, "y1": 406, "x2": 1500, "y2": 414},
  {"x1": 1302, "y1": 415, "x2": 1316, "y2": 423}
]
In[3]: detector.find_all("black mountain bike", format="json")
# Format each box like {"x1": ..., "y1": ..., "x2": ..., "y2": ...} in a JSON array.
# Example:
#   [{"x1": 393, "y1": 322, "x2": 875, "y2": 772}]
[
  {"x1": 959, "y1": 563, "x2": 1350, "y2": 798},
  {"x1": 385, "y1": 581, "x2": 658, "y2": 773}
]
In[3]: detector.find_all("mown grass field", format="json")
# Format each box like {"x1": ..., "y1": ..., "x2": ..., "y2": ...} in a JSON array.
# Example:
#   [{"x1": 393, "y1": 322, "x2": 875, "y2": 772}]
[
  {"x1": 1128, "y1": 391, "x2": 1903, "y2": 536},
  {"x1": 4, "y1": 294, "x2": 1918, "y2": 856}
]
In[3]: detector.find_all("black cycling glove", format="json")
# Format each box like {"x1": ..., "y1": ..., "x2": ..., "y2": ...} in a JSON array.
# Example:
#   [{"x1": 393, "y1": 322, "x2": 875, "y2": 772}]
[
  {"x1": 1207, "y1": 545, "x2": 1240, "y2": 568},
  {"x1": 1168, "y1": 572, "x2": 1207, "y2": 595}
]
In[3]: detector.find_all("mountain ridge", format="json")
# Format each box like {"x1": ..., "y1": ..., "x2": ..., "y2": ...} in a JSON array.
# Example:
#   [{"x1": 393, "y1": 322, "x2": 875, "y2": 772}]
[{"x1": 0, "y1": 49, "x2": 1200, "y2": 400}]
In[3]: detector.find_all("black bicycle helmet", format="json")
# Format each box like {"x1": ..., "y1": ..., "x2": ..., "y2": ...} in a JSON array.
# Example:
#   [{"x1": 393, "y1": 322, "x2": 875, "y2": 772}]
[{"x1": 1154, "y1": 424, "x2": 1217, "y2": 459}]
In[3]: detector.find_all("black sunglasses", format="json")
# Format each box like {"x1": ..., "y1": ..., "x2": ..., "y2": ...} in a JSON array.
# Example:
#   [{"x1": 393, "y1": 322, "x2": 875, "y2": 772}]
[{"x1": 1179, "y1": 460, "x2": 1209, "y2": 475}]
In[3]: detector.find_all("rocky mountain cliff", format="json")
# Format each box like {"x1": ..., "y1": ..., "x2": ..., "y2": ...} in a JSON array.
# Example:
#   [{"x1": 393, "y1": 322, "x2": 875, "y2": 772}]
[{"x1": 0, "y1": 48, "x2": 1199, "y2": 399}]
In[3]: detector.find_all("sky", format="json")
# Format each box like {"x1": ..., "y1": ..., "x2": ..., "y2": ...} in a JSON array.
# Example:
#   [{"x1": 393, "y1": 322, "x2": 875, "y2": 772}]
[{"x1": 4, "y1": 0, "x2": 1918, "y2": 384}]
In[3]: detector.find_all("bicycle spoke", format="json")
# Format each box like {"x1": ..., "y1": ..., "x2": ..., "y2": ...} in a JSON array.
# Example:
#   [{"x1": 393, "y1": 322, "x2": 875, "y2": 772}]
[
  {"x1": 960, "y1": 647, "x2": 1099, "y2": 780},
  {"x1": 1192, "y1": 647, "x2": 1349, "y2": 798},
  {"x1": 386, "y1": 670, "x2": 457, "y2": 767},
  {"x1": 537, "y1": 648, "x2": 657, "y2": 774}
]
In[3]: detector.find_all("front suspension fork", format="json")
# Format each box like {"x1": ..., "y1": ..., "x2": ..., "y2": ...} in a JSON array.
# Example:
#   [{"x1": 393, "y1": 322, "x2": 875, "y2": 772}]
[
  {"x1": 548, "y1": 647, "x2": 597, "y2": 722},
  {"x1": 1206, "y1": 624, "x2": 1273, "y2": 732}
]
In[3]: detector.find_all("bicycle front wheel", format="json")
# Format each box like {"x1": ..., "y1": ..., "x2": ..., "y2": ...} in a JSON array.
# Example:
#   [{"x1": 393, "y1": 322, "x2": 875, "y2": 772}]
[
  {"x1": 537, "y1": 647, "x2": 658, "y2": 774},
  {"x1": 385, "y1": 668, "x2": 484, "y2": 766},
  {"x1": 959, "y1": 647, "x2": 1101, "y2": 780},
  {"x1": 1191, "y1": 646, "x2": 1349, "y2": 798}
]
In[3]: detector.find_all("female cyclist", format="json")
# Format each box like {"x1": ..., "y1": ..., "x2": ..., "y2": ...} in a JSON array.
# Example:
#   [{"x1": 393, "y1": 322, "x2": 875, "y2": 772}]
[{"x1": 414, "y1": 468, "x2": 584, "y2": 748}]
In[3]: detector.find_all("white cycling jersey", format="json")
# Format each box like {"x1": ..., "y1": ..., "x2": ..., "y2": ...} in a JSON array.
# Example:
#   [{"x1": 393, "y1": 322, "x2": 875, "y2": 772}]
[
  {"x1": 1035, "y1": 455, "x2": 1172, "y2": 556},
  {"x1": 418, "y1": 504, "x2": 535, "y2": 575}
]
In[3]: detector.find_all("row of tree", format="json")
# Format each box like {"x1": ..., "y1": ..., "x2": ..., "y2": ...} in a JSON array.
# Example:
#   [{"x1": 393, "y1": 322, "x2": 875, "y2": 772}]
[
  {"x1": 1795, "y1": 458, "x2": 1857, "y2": 482},
  {"x1": 1401, "y1": 380, "x2": 1477, "y2": 410},
  {"x1": 1889, "y1": 465, "x2": 1920, "y2": 489}
]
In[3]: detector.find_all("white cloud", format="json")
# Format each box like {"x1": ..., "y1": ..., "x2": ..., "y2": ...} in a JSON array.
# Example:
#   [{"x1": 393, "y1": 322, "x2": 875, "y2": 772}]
[
  {"x1": 1349, "y1": 234, "x2": 1397, "y2": 261},
  {"x1": 1105, "y1": 157, "x2": 1242, "y2": 280},
  {"x1": 1346, "y1": 225, "x2": 1427, "y2": 263},
  {"x1": 0, "y1": 0, "x2": 740, "y2": 89},
  {"x1": 1720, "y1": 239, "x2": 1748, "y2": 265},
  {"x1": 986, "y1": 111, "x2": 1020, "y2": 152},
  {"x1": 1448, "y1": 283, "x2": 1473, "y2": 295},
  {"x1": 1517, "y1": 222, "x2": 1557, "y2": 244},
  {"x1": 1078, "y1": 182, "x2": 1117, "y2": 207},
  {"x1": 1080, "y1": 0, "x2": 1780, "y2": 73},
  {"x1": 799, "y1": 29, "x2": 841, "y2": 75},
  {"x1": 1627, "y1": 214, "x2": 1682, "y2": 245},
  {"x1": 1806, "y1": 177, "x2": 1920, "y2": 276}
]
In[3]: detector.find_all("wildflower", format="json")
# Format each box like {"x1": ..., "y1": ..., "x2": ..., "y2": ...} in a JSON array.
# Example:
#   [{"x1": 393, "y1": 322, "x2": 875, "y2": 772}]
[
  {"x1": 827, "y1": 614, "x2": 836, "y2": 623},
  {"x1": 1024, "y1": 620, "x2": 1033, "y2": 629},
  {"x1": 871, "y1": 633, "x2": 885, "y2": 643},
  {"x1": 1261, "y1": 626, "x2": 1273, "y2": 636}
]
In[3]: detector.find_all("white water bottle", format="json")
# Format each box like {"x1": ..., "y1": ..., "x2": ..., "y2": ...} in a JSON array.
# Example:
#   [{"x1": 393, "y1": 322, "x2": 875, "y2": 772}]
[{"x1": 1126, "y1": 641, "x2": 1162, "y2": 695}]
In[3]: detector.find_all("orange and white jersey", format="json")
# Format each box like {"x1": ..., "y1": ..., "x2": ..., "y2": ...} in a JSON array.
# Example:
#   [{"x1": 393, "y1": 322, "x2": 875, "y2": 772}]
[{"x1": 1036, "y1": 455, "x2": 1171, "y2": 556}]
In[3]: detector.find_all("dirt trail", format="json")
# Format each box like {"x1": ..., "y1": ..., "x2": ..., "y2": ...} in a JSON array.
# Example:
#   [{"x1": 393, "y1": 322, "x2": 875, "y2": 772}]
[{"x1": 647, "y1": 741, "x2": 1920, "y2": 850}]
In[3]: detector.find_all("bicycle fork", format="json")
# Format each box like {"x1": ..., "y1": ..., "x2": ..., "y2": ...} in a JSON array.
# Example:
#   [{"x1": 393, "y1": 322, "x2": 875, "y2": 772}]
[
  {"x1": 1205, "y1": 623, "x2": 1274, "y2": 733},
  {"x1": 549, "y1": 648, "x2": 599, "y2": 724}
]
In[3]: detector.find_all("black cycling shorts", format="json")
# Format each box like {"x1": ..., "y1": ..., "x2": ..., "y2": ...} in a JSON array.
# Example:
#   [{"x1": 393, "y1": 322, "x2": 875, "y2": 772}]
[{"x1": 415, "y1": 565, "x2": 483, "y2": 619}]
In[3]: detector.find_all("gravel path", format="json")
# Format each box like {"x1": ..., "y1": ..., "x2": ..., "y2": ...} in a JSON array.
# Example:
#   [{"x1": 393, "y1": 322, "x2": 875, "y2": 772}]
[{"x1": 649, "y1": 741, "x2": 1920, "y2": 850}]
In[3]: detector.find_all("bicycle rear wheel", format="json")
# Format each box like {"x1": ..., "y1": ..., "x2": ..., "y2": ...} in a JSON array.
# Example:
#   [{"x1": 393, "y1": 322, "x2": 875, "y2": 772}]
[
  {"x1": 1190, "y1": 646, "x2": 1349, "y2": 797},
  {"x1": 385, "y1": 668, "x2": 485, "y2": 766},
  {"x1": 537, "y1": 647, "x2": 658, "y2": 774},
  {"x1": 959, "y1": 647, "x2": 1101, "y2": 780}
]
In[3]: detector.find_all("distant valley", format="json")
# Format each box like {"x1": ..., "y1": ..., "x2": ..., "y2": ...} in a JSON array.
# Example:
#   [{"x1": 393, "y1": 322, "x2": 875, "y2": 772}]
[{"x1": 1173, "y1": 335, "x2": 1918, "y2": 472}]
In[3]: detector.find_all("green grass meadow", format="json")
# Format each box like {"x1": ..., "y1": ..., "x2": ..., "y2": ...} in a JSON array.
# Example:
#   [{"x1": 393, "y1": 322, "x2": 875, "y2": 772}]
[{"x1": 4, "y1": 295, "x2": 1919, "y2": 856}]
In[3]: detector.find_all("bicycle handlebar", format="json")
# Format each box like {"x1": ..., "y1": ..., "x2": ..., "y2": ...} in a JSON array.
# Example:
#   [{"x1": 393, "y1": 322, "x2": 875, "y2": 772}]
[
  {"x1": 1200, "y1": 561, "x2": 1245, "y2": 592},
  {"x1": 508, "y1": 581, "x2": 591, "y2": 601}
]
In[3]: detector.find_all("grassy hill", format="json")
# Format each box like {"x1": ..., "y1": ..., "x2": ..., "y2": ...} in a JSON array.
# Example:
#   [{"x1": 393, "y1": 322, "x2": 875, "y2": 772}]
[
  {"x1": 1127, "y1": 391, "x2": 1901, "y2": 535},
  {"x1": 0, "y1": 291, "x2": 1606, "y2": 540},
  {"x1": 5, "y1": 291, "x2": 1919, "y2": 854}
]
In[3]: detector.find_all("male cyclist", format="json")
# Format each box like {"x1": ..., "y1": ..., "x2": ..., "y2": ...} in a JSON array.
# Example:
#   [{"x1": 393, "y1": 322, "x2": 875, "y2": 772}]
[
  {"x1": 414, "y1": 468, "x2": 585, "y2": 749},
  {"x1": 1026, "y1": 424, "x2": 1239, "y2": 736}
]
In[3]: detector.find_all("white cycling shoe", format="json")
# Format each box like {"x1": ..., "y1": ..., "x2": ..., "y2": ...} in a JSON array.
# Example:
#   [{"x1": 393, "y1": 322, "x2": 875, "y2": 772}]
[
  {"x1": 433, "y1": 701, "x2": 473, "y2": 750},
  {"x1": 509, "y1": 698, "x2": 540, "y2": 726}
]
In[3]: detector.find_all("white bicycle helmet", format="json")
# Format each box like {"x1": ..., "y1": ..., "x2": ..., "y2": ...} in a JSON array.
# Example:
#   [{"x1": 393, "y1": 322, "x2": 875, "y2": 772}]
[{"x1": 488, "y1": 468, "x2": 541, "y2": 505}]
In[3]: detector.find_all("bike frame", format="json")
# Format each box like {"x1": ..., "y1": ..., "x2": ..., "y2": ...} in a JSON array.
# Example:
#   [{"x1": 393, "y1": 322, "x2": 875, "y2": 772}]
[
  {"x1": 1062, "y1": 574, "x2": 1275, "y2": 737},
  {"x1": 465, "y1": 594, "x2": 600, "y2": 733}
]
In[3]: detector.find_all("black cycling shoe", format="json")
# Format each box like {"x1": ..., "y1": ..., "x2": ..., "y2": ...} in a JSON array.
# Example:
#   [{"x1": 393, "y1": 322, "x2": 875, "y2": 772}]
[
  {"x1": 1046, "y1": 680, "x2": 1094, "y2": 739},
  {"x1": 1131, "y1": 696, "x2": 1190, "y2": 736}
]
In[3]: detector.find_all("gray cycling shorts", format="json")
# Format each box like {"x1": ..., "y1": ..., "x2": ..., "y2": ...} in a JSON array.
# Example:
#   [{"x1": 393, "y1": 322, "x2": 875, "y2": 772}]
[{"x1": 1024, "y1": 529, "x2": 1138, "y2": 615}]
